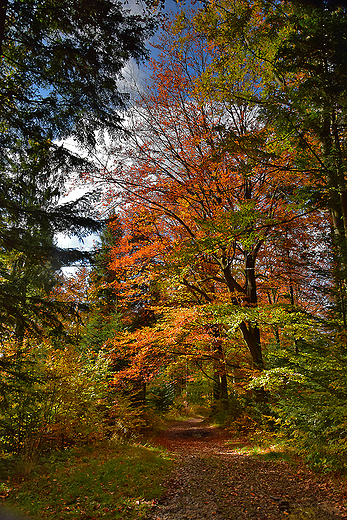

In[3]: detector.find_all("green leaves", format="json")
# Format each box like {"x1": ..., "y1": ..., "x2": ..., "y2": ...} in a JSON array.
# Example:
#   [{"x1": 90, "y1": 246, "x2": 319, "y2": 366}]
[
  {"x1": 1, "y1": 0, "x2": 155, "y2": 145},
  {"x1": 0, "y1": 0, "x2": 155, "y2": 346}
]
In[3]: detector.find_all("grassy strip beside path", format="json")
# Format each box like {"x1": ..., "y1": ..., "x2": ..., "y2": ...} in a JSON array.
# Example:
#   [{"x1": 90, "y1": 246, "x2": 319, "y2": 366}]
[{"x1": 0, "y1": 441, "x2": 175, "y2": 519}]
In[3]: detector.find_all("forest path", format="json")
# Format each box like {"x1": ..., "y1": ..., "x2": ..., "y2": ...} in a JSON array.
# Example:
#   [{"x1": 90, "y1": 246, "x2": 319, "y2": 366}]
[{"x1": 147, "y1": 418, "x2": 347, "y2": 520}]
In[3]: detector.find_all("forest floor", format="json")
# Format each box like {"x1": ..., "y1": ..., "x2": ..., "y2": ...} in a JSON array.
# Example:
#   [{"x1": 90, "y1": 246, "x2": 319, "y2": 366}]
[{"x1": 146, "y1": 418, "x2": 347, "y2": 520}]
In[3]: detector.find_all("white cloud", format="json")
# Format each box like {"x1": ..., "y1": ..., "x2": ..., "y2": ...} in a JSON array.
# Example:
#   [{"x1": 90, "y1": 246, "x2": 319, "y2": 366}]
[{"x1": 56, "y1": 232, "x2": 99, "y2": 250}]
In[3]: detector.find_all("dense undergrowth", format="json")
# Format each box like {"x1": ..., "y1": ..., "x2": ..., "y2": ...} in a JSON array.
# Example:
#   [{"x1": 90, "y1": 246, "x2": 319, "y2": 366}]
[{"x1": 206, "y1": 392, "x2": 347, "y2": 476}]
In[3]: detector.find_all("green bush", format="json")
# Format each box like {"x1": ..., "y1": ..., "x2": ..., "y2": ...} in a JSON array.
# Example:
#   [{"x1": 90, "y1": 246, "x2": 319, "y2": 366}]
[
  {"x1": 147, "y1": 382, "x2": 175, "y2": 412},
  {"x1": 253, "y1": 345, "x2": 347, "y2": 472},
  {"x1": 0, "y1": 346, "x2": 111, "y2": 456}
]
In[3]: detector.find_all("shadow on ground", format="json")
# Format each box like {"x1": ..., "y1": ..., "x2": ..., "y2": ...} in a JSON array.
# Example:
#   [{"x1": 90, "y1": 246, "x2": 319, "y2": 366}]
[{"x1": 148, "y1": 418, "x2": 347, "y2": 520}]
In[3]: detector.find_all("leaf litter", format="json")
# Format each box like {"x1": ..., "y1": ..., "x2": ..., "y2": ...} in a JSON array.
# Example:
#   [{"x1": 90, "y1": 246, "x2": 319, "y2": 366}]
[{"x1": 146, "y1": 418, "x2": 347, "y2": 520}]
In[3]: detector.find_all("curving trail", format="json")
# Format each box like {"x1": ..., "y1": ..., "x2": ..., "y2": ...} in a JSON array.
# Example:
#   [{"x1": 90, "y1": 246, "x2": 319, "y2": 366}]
[{"x1": 147, "y1": 418, "x2": 347, "y2": 520}]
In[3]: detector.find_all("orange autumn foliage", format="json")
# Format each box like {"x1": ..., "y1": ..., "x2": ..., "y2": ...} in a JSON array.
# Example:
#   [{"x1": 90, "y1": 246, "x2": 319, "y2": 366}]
[{"x1": 96, "y1": 14, "x2": 330, "y2": 385}]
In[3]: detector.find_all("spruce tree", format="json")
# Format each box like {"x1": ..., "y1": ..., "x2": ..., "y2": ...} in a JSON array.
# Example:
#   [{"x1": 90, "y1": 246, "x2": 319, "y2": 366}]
[{"x1": 0, "y1": 0, "x2": 156, "y2": 339}]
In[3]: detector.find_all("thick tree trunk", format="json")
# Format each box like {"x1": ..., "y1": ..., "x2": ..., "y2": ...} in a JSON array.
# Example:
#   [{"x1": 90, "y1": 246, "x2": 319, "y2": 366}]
[
  {"x1": 213, "y1": 372, "x2": 221, "y2": 401},
  {"x1": 244, "y1": 253, "x2": 264, "y2": 369},
  {"x1": 239, "y1": 321, "x2": 264, "y2": 369},
  {"x1": 222, "y1": 252, "x2": 264, "y2": 370}
]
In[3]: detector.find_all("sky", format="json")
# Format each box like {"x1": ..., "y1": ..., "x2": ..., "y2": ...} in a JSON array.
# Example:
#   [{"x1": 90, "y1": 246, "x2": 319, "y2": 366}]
[{"x1": 58, "y1": 0, "x2": 194, "y2": 274}]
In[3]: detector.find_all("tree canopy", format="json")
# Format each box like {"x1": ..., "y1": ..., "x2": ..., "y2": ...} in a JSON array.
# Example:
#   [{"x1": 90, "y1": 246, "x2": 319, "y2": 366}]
[
  {"x1": 0, "y1": 0, "x2": 156, "y2": 341},
  {"x1": 0, "y1": 0, "x2": 155, "y2": 146},
  {"x1": 1, "y1": 0, "x2": 347, "y2": 475}
]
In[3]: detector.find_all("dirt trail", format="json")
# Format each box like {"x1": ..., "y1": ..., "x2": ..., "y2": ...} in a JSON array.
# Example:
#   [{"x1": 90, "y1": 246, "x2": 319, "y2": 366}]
[{"x1": 147, "y1": 418, "x2": 347, "y2": 520}]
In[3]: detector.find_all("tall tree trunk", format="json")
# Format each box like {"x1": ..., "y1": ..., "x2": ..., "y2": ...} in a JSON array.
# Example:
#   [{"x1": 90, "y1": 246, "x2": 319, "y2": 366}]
[
  {"x1": 239, "y1": 321, "x2": 264, "y2": 369},
  {"x1": 221, "y1": 251, "x2": 264, "y2": 370},
  {"x1": 321, "y1": 112, "x2": 347, "y2": 324},
  {"x1": 244, "y1": 253, "x2": 264, "y2": 369},
  {"x1": 211, "y1": 325, "x2": 228, "y2": 404}
]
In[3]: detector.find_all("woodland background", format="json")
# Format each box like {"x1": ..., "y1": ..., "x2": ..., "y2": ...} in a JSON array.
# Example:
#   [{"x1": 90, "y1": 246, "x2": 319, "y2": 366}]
[{"x1": 1, "y1": 0, "x2": 347, "y2": 475}]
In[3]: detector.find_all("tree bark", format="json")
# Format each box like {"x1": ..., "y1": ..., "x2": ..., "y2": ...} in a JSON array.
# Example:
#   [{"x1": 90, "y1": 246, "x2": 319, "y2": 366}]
[
  {"x1": 222, "y1": 251, "x2": 264, "y2": 370},
  {"x1": 211, "y1": 325, "x2": 228, "y2": 404},
  {"x1": 239, "y1": 321, "x2": 264, "y2": 369}
]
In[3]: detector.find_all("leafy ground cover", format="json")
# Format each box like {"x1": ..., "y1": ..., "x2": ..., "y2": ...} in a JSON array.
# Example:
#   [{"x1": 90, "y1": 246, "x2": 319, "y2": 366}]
[
  {"x1": 148, "y1": 419, "x2": 347, "y2": 520},
  {"x1": 2, "y1": 420, "x2": 347, "y2": 520},
  {"x1": 0, "y1": 441, "x2": 175, "y2": 520}
]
